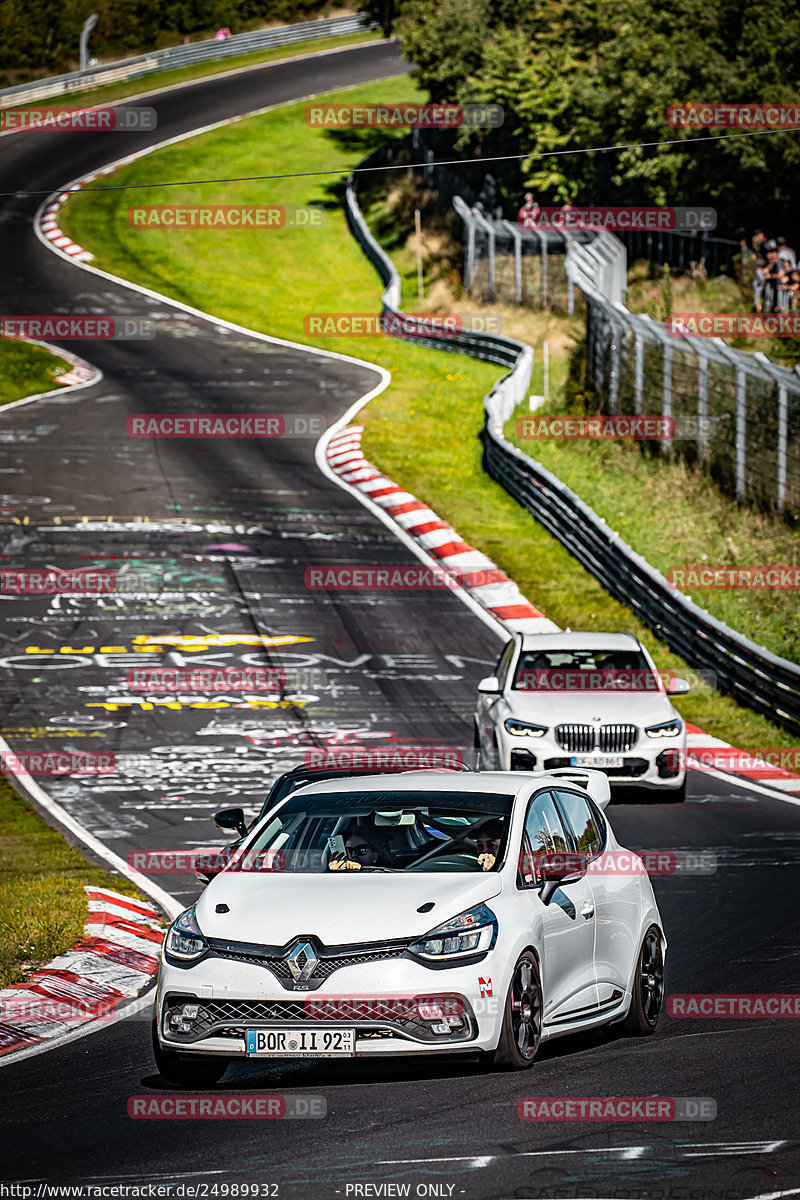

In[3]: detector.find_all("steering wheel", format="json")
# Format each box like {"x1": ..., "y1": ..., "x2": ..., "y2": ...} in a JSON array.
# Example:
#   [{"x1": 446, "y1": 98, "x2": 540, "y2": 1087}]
[{"x1": 406, "y1": 852, "x2": 483, "y2": 872}]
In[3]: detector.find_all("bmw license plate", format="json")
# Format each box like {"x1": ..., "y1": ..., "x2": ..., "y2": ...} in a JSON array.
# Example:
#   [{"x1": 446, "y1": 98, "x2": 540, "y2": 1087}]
[
  {"x1": 245, "y1": 1028, "x2": 355, "y2": 1056},
  {"x1": 570, "y1": 755, "x2": 624, "y2": 768}
]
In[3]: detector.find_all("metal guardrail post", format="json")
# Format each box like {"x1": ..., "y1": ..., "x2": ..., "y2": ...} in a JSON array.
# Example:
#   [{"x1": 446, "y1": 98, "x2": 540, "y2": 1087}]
[
  {"x1": 736, "y1": 366, "x2": 747, "y2": 500},
  {"x1": 697, "y1": 356, "x2": 709, "y2": 462},
  {"x1": 472, "y1": 209, "x2": 496, "y2": 301},
  {"x1": 80, "y1": 14, "x2": 99, "y2": 73},
  {"x1": 609, "y1": 324, "x2": 620, "y2": 414},
  {"x1": 634, "y1": 330, "x2": 644, "y2": 414},
  {"x1": 661, "y1": 340, "x2": 673, "y2": 456},
  {"x1": 500, "y1": 221, "x2": 523, "y2": 305},
  {"x1": 777, "y1": 384, "x2": 788, "y2": 513}
]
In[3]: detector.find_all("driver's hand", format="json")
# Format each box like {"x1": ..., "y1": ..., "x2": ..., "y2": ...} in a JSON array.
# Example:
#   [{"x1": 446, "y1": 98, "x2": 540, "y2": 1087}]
[
  {"x1": 478, "y1": 853, "x2": 496, "y2": 872},
  {"x1": 328, "y1": 857, "x2": 361, "y2": 871}
]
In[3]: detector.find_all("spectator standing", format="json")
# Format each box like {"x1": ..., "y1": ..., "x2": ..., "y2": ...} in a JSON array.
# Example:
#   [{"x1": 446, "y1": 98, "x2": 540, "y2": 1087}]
[
  {"x1": 776, "y1": 235, "x2": 797, "y2": 269},
  {"x1": 753, "y1": 258, "x2": 766, "y2": 312},
  {"x1": 762, "y1": 241, "x2": 782, "y2": 312},
  {"x1": 517, "y1": 192, "x2": 540, "y2": 229}
]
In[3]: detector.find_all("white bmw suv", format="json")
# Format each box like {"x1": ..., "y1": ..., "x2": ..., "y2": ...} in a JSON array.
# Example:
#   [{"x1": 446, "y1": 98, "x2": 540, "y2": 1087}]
[{"x1": 474, "y1": 632, "x2": 689, "y2": 800}]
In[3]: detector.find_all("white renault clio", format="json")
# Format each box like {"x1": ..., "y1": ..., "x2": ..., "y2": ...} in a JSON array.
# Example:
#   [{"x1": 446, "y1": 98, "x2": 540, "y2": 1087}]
[
  {"x1": 153, "y1": 769, "x2": 666, "y2": 1085},
  {"x1": 474, "y1": 632, "x2": 689, "y2": 799}
]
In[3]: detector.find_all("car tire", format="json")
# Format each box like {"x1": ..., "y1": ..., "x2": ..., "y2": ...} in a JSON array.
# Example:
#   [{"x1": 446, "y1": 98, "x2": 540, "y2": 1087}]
[
  {"x1": 656, "y1": 777, "x2": 686, "y2": 803},
  {"x1": 152, "y1": 1018, "x2": 229, "y2": 1087},
  {"x1": 492, "y1": 951, "x2": 542, "y2": 1070},
  {"x1": 622, "y1": 926, "x2": 664, "y2": 1036}
]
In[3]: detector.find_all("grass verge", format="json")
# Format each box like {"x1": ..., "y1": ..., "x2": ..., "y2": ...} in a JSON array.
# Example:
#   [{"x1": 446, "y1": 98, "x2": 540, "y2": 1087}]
[
  {"x1": 0, "y1": 342, "x2": 72, "y2": 407},
  {"x1": 58, "y1": 75, "x2": 795, "y2": 750},
  {"x1": 0, "y1": 778, "x2": 146, "y2": 988},
  {"x1": 2, "y1": 31, "x2": 380, "y2": 114}
]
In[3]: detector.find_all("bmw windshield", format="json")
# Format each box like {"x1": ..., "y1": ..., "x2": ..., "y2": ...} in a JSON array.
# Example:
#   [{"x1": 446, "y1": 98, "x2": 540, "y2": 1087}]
[{"x1": 238, "y1": 789, "x2": 514, "y2": 873}]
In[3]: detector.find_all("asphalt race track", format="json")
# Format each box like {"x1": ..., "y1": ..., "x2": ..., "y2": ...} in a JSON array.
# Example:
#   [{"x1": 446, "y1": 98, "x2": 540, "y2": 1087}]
[{"x1": 0, "y1": 40, "x2": 799, "y2": 1200}]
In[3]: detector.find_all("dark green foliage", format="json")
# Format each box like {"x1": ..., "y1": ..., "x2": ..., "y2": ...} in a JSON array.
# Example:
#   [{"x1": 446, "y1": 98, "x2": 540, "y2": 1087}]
[
  {"x1": 395, "y1": 0, "x2": 800, "y2": 239},
  {"x1": 0, "y1": 0, "x2": 331, "y2": 80}
]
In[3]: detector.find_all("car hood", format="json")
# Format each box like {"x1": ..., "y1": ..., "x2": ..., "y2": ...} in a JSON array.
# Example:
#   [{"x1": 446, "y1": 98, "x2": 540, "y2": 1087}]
[
  {"x1": 505, "y1": 690, "x2": 677, "y2": 727},
  {"x1": 195, "y1": 871, "x2": 503, "y2": 947}
]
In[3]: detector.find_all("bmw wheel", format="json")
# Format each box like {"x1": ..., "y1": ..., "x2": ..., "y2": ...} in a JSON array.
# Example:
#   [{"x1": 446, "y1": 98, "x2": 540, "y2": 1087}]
[
  {"x1": 492, "y1": 951, "x2": 542, "y2": 1069},
  {"x1": 622, "y1": 926, "x2": 664, "y2": 1035}
]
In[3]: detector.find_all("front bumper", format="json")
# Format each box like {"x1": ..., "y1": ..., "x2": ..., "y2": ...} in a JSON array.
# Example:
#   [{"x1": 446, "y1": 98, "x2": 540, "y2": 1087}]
[
  {"x1": 501, "y1": 735, "x2": 686, "y2": 788},
  {"x1": 156, "y1": 952, "x2": 507, "y2": 1058}
]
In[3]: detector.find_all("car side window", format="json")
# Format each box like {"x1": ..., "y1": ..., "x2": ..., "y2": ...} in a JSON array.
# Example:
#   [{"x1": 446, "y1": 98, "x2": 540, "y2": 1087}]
[
  {"x1": 494, "y1": 641, "x2": 516, "y2": 690},
  {"x1": 518, "y1": 790, "x2": 570, "y2": 888},
  {"x1": 553, "y1": 789, "x2": 603, "y2": 856}
]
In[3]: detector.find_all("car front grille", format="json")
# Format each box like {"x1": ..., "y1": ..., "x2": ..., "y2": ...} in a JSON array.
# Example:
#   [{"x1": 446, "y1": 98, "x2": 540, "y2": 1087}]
[
  {"x1": 555, "y1": 724, "x2": 638, "y2": 753},
  {"x1": 209, "y1": 942, "x2": 408, "y2": 990},
  {"x1": 555, "y1": 724, "x2": 595, "y2": 752},
  {"x1": 599, "y1": 724, "x2": 638, "y2": 752},
  {"x1": 163, "y1": 996, "x2": 475, "y2": 1045}
]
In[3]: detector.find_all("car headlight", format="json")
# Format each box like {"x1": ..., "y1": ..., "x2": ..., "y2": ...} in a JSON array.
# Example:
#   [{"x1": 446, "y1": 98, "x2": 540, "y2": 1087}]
[
  {"x1": 504, "y1": 718, "x2": 548, "y2": 737},
  {"x1": 409, "y1": 902, "x2": 497, "y2": 960},
  {"x1": 165, "y1": 906, "x2": 208, "y2": 962},
  {"x1": 645, "y1": 718, "x2": 683, "y2": 738}
]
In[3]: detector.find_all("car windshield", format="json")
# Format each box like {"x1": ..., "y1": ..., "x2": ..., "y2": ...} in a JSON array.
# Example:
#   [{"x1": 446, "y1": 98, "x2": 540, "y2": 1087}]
[
  {"x1": 512, "y1": 648, "x2": 659, "y2": 692},
  {"x1": 243, "y1": 789, "x2": 514, "y2": 873}
]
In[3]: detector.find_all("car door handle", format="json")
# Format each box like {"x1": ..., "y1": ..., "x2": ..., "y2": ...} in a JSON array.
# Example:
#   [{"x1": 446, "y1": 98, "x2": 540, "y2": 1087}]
[{"x1": 581, "y1": 903, "x2": 595, "y2": 919}]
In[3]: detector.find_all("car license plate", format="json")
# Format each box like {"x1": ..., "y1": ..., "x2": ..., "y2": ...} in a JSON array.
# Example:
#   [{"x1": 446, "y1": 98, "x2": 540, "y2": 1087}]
[
  {"x1": 245, "y1": 1028, "x2": 355, "y2": 1056},
  {"x1": 570, "y1": 755, "x2": 624, "y2": 768}
]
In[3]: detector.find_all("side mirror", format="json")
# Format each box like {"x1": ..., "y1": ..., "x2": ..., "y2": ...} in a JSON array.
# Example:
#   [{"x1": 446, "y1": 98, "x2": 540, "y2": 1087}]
[
  {"x1": 667, "y1": 677, "x2": 690, "y2": 695},
  {"x1": 477, "y1": 675, "x2": 501, "y2": 695},
  {"x1": 214, "y1": 807, "x2": 248, "y2": 839},
  {"x1": 538, "y1": 851, "x2": 587, "y2": 906}
]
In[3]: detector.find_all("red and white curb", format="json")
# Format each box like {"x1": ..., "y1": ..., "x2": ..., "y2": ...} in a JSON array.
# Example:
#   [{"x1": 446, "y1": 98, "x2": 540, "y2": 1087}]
[
  {"x1": 686, "y1": 725, "x2": 800, "y2": 794},
  {"x1": 327, "y1": 424, "x2": 558, "y2": 635},
  {"x1": 39, "y1": 188, "x2": 97, "y2": 262},
  {"x1": 0, "y1": 887, "x2": 164, "y2": 1057}
]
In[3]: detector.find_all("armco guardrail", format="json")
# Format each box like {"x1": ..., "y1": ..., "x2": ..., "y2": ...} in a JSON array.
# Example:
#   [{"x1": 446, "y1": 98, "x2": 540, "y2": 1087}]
[
  {"x1": 481, "y1": 410, "x2": 800, "y2": 736},
  {"x1": 0, "y1": 13, "x2": 371, "y2": 107},
  {"x1": 347, "y1": 138, "x2": 800, "y2": 735}
]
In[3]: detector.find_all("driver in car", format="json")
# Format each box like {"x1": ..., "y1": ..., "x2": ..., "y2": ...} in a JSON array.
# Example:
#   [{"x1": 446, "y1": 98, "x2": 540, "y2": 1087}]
[{"x1": 476, "y1": 819, "x2": 505, "y2": 871}]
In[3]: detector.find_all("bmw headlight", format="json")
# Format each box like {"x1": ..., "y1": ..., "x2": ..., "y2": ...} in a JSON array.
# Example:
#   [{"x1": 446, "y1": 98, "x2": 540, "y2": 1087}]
[
  {"x1": 165, "y1": 906, "x2": 208, "y2": 962},
  {"x1": 504, "y1": 718, "x2": 548, "y2": 737},
  {"x1": 645, "y1": 718, "x2": 683, "y2": 739},
  {"x1": 409, "y1": 902, "x2": 497, "y2": 960}
]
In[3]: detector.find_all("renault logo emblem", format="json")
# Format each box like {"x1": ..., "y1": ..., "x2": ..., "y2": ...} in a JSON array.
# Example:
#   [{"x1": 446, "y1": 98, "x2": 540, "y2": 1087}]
[{"x1": 286, "y1": 941, "x2": 319, "y2": 983}]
